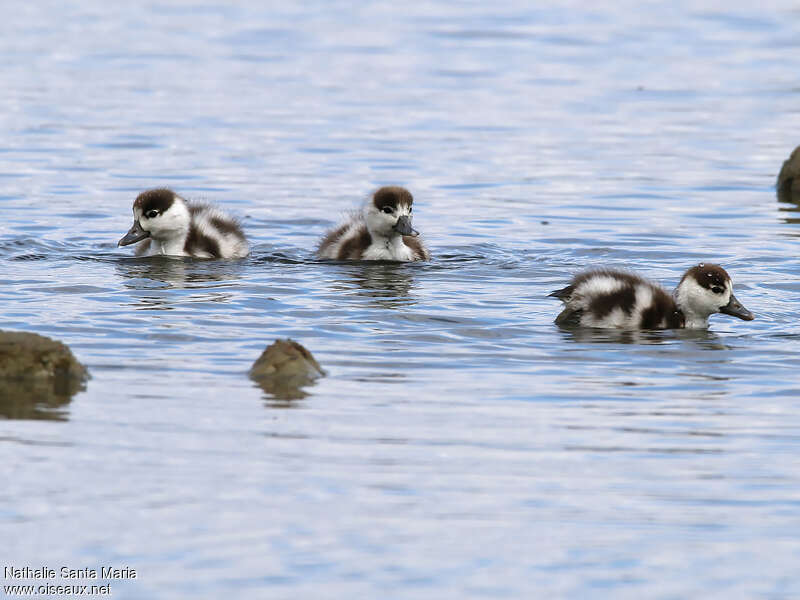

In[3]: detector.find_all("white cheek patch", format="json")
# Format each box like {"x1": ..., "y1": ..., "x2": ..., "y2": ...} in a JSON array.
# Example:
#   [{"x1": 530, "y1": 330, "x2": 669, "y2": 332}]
[
  {"x1": 722, "y1": 283, "x2": 732, "y2": 305},
  {"x1": 365, "y1": 207, "x2": 396, "y2": 237},
  {"x1": 677, "y1": 278, "x2": 729, "y2": 320},
  {"x1": 142, "y1": 201, "x2": 190, "y2": 254},
  {"x1": 150, "y1": 204, "x2": 184, "y2": 234}
]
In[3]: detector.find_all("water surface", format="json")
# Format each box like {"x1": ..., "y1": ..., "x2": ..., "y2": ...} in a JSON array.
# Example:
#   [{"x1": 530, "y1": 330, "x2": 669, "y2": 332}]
[{"x1": 2, "y1": 2, "x2": 800, "y2": 598}]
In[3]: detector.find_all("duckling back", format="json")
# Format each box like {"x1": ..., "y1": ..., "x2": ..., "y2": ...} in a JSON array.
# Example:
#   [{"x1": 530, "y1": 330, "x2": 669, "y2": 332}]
[
  {"x1": 549, "y1": 269, "x2": 683, "y2": 329},
  {"x1": 317, "y1": 220, "x2": 371, "y2": 260},
  {"x1": 185, "y1": 204, "x2": 249, "y2": 259}
]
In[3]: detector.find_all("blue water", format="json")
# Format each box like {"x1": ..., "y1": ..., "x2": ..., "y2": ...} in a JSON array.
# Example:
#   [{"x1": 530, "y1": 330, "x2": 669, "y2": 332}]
[{"x1": 2, "y1": 2, "x2": 800, "y2": 598}]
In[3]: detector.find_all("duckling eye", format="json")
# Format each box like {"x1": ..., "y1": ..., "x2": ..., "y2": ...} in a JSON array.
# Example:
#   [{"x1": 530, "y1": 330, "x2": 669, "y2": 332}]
[
  {"x1": 711, "y1": 286, "x2": 723, "y2": 294},
  {"x1": 145, "y1": 210, "x2": 159, "y2": 219},
  {"x1": 381, "y1": 206, "x2": 394, "y2": 214}
]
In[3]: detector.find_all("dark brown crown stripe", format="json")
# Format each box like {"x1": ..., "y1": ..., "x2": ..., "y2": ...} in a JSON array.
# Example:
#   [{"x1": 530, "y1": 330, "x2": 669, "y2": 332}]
[
  {"x1": 133, "y1": 188, "x2": 176, "y2": 214},
  {"x1": 680, "y1": 264, "x2": 730, "y2": 290},
  {"x1": 372, "y1": 186, "x2": 414, "y2": 210}
]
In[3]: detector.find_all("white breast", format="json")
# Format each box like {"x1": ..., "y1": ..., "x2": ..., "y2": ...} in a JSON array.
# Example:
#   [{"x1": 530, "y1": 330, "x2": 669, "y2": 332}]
[{"x1": 362, "y1": 237, "x2": 415, "y2": 261}]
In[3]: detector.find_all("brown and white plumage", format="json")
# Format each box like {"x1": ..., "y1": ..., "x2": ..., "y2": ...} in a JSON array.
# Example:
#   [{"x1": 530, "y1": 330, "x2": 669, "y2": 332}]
[
  {"x1": 118, "y1": 188, "x2": 249, "y2": 258},
  {"x1": 549, "y1": 264, "x2": 754, "y2": 329},
  {"x1": 317, "y1": 186, "x2": 430, "y2": 262}
]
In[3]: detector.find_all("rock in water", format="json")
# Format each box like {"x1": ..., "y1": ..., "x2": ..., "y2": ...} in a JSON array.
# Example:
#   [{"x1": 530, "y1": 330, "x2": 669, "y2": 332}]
[
  {"x1": 777, "y1": 145, "x2": 800, "y2": 202},
  {"x1": 0, "y1": 330, "x2": 89, "y2": 420},
  {"x1": 249, "y1": 339, "x2": 325, "y2": 401}
]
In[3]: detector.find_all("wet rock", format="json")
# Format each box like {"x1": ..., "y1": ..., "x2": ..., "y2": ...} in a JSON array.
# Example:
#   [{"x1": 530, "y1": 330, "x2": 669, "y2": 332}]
[
  {"x1": 249, "y1": 339, "x2": 325, "y2": 401},
  {"x1": 777, "y1": 145, "x2": 800, "y2": 202},
  {"x1": 0, "y1": 331, "x2": 89, "y2": 420}
]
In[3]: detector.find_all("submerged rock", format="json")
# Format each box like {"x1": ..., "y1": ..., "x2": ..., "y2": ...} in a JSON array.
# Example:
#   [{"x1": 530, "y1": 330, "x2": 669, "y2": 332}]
[
  {"x1": 249, "y1": 339, "x2": 325, "y2": 401},
  {"x1": 0, "y1": 330, "x2": 89, "y2": 420},
  {"x1": 777, "y1": 145, "x2": 800, "y2": 202}
]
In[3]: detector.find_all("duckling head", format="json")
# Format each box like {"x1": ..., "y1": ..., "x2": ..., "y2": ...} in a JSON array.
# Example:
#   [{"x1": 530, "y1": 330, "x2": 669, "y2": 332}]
[
  {"x1": 118, "y1": 188, "x2": 191, "y2": 247},
  {"x1": 364, "y1": 186, "x2": 419, "y2": 239},
  {"x1": 674, "y1": 263, "x2": 754, "y2": 328}
]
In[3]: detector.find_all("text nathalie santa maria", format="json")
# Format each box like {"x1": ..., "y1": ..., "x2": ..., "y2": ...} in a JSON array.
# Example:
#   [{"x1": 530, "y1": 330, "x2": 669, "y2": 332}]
[{"x1": 4, "y1": 567, "x2": 136, "y2": 580}]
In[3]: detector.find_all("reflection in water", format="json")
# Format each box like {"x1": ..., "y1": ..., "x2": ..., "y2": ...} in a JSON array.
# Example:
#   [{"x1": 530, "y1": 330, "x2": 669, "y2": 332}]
[
  {"x1": 672, "y1": 328, "x2": 730, "y2": 351},
  {"x1": 557, "y1": 325, "x2": 730, "y2": 349},
  {"x1": 115, "y1": 256, "x2": 189, "y2": 287},
  {"x1": 249, "y1": 339, "x2": 326, "y2": 406},
  {"x1": 0, "y1": 377, "x2": 84, "y2": 421},
  {"x1": 324, "y1": 261, "x2": 418, "y2": 309},
  {"x1": 557, "y1": 325, "x2": 733, "y2": 403},
  {"x1": 777, "y1": 203, "x2": 800, "y2": 229},
  {"x1": 252, "y1": 377, "x2": 315, "y2": 406},
  {"x1": 777, "y1": 189, "x2": 800, "y2": 205},
  {"x1": 557, "y1": 326, "x2": 671, "y2": 345},
  {"x1": 0, "y1": 331, "x2": 87, "y2": 421},
  {"x1": 114, "y1": 256, "x2": 244, "y2": 310},
  {"x1": 114, "y1": 256, "x2": 245, "y2": 288}
]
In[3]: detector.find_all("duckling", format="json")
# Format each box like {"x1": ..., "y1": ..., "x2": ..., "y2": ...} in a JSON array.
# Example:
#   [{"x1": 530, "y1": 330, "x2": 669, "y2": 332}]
[
  {"x1": 549, "y1": 263, "x2": 754, "y2": 329},
  {"x1": 118, "y1": 188, "x2": 249, "y2": 258},
  {"x1": 317, "y1": 186, "x2": 430, "y2": 261},
  {"x1": 777, "y1": 145, "x2": 800, "y2": 202}
]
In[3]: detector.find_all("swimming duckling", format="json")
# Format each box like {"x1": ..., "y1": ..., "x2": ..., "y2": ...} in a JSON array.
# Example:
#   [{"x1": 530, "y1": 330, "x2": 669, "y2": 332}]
[
  {"x1": 549, "y1": 263, "x2": 754, "y2": 329},
  {"x1": 118, "y1": 188, "x2": 249, "y2": 258},
  {"x1": 777, "y1": 144, "x2": 800, "y2": 202},
  {"x1": 317, "y1": 186, "x2": 430, "y2": 261}
]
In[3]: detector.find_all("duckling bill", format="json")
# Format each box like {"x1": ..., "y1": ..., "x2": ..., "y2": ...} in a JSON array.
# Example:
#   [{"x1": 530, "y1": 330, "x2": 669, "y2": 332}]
[
  {"x1": 118, "y1": 188, "x2": 249, "y2": 258},
  {"x1": 317, "y1": 186, "x2": 430, "y2": 261},
  {"x1": 549, "y1": 263, "x2": 754, "y2": 329}
]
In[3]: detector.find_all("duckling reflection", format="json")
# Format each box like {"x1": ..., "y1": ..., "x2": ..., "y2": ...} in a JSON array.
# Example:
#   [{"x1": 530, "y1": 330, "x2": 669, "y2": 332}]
[
  {"x1": 557, "y1": 326, "x2": 730, "y2": 350},
  {"x1": 777, "y1": 145, "x2": 800, "y2": 203},
  {"x1": 115, "y1": 256, "x2": 245, "y2": 287},
  {"x1": 115, "y1": 255, "x2": 188, "y2": 288},
  {"x1": 673, "y1": 328, "x2": 730, "y2": 350},
  {"x1": 557, "y1": 327, "x2": 672, "y2": 345},
  {"x1": 115, "y1": 256, "x2": 244, "y2": 310},
  {"x1": 326, "y1": 262, "x2": 418, "y2": 309}
]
